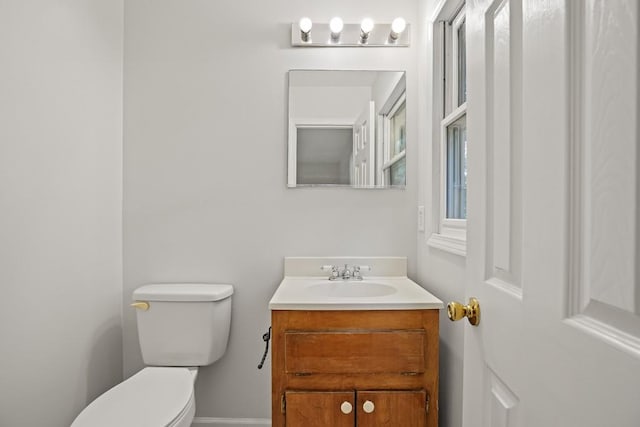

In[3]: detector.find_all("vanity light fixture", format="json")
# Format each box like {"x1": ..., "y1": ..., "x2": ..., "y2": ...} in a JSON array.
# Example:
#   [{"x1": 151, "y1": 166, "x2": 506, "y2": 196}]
[
  {"x1": 329, "y1": 17, "x2": 344, "y2": 41},
  {"x1": 299, "y1": 17, "x2": 312, "y2": 42},
  {"x1": 291, "y1": 17, "x2": 410, "y2": 47},
  {"x1": 389, "y1": 17, "x2": 407, "y2": 41},
  {"x1": 360, "y1": 18, "x2": 374, "y2": 43}
]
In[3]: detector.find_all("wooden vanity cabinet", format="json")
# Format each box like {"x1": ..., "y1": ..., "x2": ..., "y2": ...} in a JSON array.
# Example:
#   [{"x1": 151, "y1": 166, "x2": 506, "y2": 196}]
[{"x1": 271, "y1": 310, "x2": 439, "y2": 427}]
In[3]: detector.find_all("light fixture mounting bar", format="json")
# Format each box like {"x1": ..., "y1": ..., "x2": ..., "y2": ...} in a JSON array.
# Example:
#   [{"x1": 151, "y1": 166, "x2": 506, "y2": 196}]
[{"x1": 291, "y1": 23, "x2": 410, "y2": 47}]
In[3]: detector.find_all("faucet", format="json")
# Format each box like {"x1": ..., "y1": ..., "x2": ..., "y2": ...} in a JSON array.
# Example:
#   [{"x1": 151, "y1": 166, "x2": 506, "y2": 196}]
[{"x1": 321, "y1": 264, "x2": 371, "y2": 281}]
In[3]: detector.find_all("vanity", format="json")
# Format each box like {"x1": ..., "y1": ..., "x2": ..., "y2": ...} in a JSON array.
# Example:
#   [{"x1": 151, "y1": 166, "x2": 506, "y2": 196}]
[{"x1": 269, "y1": 257, "x2": 443, "y2": 427}]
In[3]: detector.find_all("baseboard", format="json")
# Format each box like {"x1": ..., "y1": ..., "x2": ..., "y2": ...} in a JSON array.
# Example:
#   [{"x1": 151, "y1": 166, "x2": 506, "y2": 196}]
[{"x1": 191, "y1": 417, "x2": 271, "y2": 427}]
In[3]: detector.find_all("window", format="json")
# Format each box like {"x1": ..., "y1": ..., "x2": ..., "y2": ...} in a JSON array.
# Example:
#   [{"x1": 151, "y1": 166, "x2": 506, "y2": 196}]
[
  {"x1": 445, "y1": 114, "x2": 467, "y2": 219},
  {"x1": 382, "y1": 93, "x2": 407, "y2": 186},
  {"x1": 428, "y1": 2, "x2": 467, "y2": 256}
]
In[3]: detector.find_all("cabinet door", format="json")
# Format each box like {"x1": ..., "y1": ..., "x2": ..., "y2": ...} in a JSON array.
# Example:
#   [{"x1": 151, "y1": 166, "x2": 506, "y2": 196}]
[
  {"x1": 285, "y1": 391, "x2": 354, "y2": 427},
  {"x1": 357, "y1": 390, "x2": 426, "y2": 427}
]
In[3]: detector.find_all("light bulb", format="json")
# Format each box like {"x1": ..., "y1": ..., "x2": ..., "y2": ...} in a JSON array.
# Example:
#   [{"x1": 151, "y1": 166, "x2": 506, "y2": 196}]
[
  {"x1": 390, "y1": 17, "x2": 407, "y2": 40},
  {"x1": 360, "y1": 18, "x2": 374, "y2": 42},
  {"x1": 299, "y1": 17, "x2": 312, "y2": 42},
  {"x1": 361, "y1": 18, "x2": 374, "y2": 34},
  {"x1": 329, "y1": 16, "x2": 344, "y2": 39},
  {"x1": 299, "y1": 17, "x2": 312, "y2": 34}
]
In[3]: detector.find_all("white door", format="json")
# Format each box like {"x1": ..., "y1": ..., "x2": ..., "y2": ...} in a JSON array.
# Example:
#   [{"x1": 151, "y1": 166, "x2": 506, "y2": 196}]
[
  {"x1": 460, "y1": 1, "x2": 640, "y2": 426},
  {"x1": 352, "y1": 101, "x2": 375, "y2": 186}
]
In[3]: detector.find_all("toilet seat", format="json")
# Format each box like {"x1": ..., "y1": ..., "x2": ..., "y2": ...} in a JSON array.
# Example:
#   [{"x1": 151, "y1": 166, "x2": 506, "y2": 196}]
[{"x1": 71, "y1": 367, "x2": 197, "y2": 427}]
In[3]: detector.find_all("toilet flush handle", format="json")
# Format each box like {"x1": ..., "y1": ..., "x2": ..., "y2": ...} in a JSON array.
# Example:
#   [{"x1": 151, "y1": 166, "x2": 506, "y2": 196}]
[{"x1": 131, "y1": 301, "x2": 150, "y2": 311}]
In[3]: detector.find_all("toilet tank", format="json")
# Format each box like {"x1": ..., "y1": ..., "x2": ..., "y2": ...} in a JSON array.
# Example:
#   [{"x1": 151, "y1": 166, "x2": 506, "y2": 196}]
[{"x1": 132, "y1": 283, "x2": 233, "y2": 367}]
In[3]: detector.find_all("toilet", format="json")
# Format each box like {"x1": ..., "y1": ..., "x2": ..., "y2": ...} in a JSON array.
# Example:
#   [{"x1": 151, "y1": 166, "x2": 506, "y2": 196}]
[{"x1": 71, "y1": 283, "x2": 233, "y2": 427}]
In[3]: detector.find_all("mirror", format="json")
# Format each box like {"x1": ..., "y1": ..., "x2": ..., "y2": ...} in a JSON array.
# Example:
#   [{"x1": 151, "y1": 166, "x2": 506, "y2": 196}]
[{"x1": 288, "y1": 70, "x2": 407, "y2": 188}]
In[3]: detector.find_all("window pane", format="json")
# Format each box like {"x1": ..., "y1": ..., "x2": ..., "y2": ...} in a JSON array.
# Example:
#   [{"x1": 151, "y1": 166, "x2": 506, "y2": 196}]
[
  {"x1": 446, "y1": 115, "x2": 467, "y2": 219},
  {"x1": 457, "y1": 19, "x2": 466, "y2": 106},
  {"x1": 390, "y1": 100, "x2": 407, "y2": 157},
  {"x1": 390, "y1": 157, "x2": 406, "y2": 186}
]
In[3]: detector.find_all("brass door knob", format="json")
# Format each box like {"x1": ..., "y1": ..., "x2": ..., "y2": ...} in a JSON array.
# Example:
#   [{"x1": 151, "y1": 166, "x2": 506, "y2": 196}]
[{"x1": 447, "y1": 297, "x2": 480, "y2": 326}]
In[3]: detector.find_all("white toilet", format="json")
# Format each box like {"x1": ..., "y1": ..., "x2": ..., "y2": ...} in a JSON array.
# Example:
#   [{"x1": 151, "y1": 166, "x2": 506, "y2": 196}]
[{"x1": 71, "y1": 283, "x2": 233, "y2": 427}]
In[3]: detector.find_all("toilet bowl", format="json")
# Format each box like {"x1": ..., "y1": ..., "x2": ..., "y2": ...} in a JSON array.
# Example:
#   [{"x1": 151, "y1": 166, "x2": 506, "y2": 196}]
[
  {"x1": 71, "y1": 367, "x2": 197, "y2": 427},
  {"x1": 70, "y1": 283, "x2": 233, "y2": 427}
]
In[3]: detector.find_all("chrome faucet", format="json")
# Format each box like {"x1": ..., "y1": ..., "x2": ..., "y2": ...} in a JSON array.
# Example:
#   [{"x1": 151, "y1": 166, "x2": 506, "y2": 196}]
[{"x1": 321, "y1": 264, "x2": 371, "y2": 281}]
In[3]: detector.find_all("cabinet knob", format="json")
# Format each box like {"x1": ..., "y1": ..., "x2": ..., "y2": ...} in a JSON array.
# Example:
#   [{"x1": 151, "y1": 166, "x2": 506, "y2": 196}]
[
  {"x1": 340, "y1": 401, "x2": 353, "y2": 414},
  {"x1": 362, "y1": 400, "x2": 375, "y2": 413}
]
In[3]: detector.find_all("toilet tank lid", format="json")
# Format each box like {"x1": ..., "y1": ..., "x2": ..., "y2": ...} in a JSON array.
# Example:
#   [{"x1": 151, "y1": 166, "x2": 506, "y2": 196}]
[{"x1": 133, "y1": 283, "x2": 234, "y2": 302}]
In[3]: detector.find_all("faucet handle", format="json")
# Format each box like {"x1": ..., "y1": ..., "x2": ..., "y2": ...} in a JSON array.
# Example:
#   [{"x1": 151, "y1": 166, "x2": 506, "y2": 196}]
[
  {"x1": 342, "y1": 264, "x2": 352, "y2": 279},
  {"x1": 321, "y1": 265, "x2": 340, "y2": 280},
  {"x1": 352, "y1": 265, "x2": 371, "y2": 280}
]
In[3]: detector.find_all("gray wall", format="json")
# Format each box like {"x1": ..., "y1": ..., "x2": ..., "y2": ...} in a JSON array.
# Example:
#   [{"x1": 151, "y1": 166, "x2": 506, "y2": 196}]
[
  {"x1": 416, "y1": 1, "x2": 465, "y2": 427},
  {"x1": 123, "y1": 0, "x2": 419, "y2": 419},
  {"x1": 0, "y1": 1, "x2": 124, "y2": 426}
]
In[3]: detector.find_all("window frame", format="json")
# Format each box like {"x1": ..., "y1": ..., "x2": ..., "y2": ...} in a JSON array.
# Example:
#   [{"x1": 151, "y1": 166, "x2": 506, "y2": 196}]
[
  {"x1": 381, "y1": 91, "x2": 407, "y2": 186},
  {"x1": 427, "y1": 1, "x2": 468, "y2": 257},
  {"x1": 440, "y1": 103, "x2": 467, "y2": 237}
]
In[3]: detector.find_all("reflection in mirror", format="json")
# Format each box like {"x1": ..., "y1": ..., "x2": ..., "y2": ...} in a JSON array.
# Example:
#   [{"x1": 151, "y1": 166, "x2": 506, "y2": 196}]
[{"x1": 288, "y1": 70, "x2": 406, "y2": 188}]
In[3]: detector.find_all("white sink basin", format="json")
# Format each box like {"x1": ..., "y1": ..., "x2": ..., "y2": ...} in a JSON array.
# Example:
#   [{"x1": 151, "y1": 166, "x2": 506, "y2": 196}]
[
  {"x1": 269, "y1": 276, "x2": 443, "y2": 311},
  {"x1": 306, "y1": 281, "x2": 397, "y2": 298}
]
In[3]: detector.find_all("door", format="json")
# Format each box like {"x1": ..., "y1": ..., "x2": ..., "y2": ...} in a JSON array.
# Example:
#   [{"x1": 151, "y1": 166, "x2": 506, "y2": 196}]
[
  {"x1": 357, "y1": 391, "x2": 426, "y2": 427},
  {"x1": 352, "y1": 101, "x2": 375, "y2": 187},
  {"x1": 285, "y1": 391, "x2": 354, "y2": 427},
  {"x1": 461, "y1": 0, "x2": 640, "y2": 426},
  {"x1": 285, "y1": 390, "x2": 426, "y2": 427}
]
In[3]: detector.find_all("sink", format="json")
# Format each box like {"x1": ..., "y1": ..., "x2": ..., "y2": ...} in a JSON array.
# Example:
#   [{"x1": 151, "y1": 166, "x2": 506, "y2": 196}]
[
  {"x1": 306, "y1": 281, "x2": 397, "y2": 298},
  {"x1": 269, "y1": 277, "x2": 443, "y2": 310},
  {"x1": 268, "y1": 257, "x2": 444, "y2": 311}
]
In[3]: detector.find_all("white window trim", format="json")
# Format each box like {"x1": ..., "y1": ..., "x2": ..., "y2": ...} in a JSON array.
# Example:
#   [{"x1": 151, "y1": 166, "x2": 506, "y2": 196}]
[
  {"x1": 439, "y1": 102, "x2": 467, "y2": 238},
  {"x1": 451, "y1": 9, "x2": 466, "y2": 109},
  {"x1": 427, "y1": 2, "x2": 467, "y2": 257},
  {"x1": 381, "y1": 92, "x2": 407, "y2": 185}
]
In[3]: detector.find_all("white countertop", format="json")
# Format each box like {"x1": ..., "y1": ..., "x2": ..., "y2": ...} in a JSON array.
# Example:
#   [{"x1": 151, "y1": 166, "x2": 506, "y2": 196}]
[{"x1": 269, "y1": 276, "x2": 444, "y2": 311}]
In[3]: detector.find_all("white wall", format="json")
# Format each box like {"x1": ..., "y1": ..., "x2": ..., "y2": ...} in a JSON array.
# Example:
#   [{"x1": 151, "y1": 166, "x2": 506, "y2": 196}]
[
  {"x1": 372, "y1": 72, "x2": 405, "y2": 115},
  {"x1": 123, "y1": 0, "x2": 419, "y2": 420},
  {"x1": 0, "y1": 1, "x2": 124, "y2": 426},
  {"x1": 291, "y1": 86, "x2": 372, "y2": 122},
  {"x1": 416, "y1": 1, "x2": 465, "y2": 427}
]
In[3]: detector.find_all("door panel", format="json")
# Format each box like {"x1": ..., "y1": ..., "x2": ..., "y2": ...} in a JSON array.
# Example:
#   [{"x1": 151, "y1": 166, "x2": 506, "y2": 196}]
[
  {"x1": 566, "y1": 0, "x2": 640, "y2": 352},
  {"x1": 353, "y1": 101, "x2": 375, "y2": 186},
  {"x1": 520, "y1": 1, "x2": 640, "y2": 424},
  {"x1": 485, "y1": 370, "x2": 519, "y2": 427},
  {"x1": 357, "y1": 390, "x2": 426, "y2": 427},
  {"x1": 486, "y1": 0, "x2": 523, "y2": 290},
  {"x1": 285, "y1": 391, "x2": 354, "y2": 427}
]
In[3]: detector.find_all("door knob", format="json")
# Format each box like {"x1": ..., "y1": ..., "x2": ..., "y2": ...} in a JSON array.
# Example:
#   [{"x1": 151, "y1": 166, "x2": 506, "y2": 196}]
[
  {"x1": 447, "y1": 297, "x2": 480, "y2": 326},
  {"x1": 362, "y1": 400, "x2": 375, "y2": 413},
  {"x1": 340, "y1": 401, "x2": 353, "y2": 414}
]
